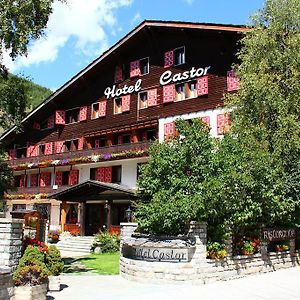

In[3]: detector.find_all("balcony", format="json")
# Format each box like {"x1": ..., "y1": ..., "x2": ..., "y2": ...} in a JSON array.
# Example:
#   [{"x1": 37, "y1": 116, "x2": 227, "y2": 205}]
[
  {"x1": 6, "y1": 186, "x2": 69, "y2": 196},
  {"x1": 5, "y1": 141, "x2": 151, "y2": 169}
]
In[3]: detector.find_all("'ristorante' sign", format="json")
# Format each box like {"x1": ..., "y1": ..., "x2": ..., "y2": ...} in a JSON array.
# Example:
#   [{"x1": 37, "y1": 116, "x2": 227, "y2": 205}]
[{"x1": 262, "y1": 228, "x2": 296, "y2": 242}]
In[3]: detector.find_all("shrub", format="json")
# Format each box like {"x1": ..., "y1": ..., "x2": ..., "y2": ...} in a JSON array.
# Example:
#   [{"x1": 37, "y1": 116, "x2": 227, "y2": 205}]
[
  {"x1": 207, "y1": 242, "x2": 227, "y2": 260},
  {"x1": 92, "y1": 231, "x2": 120, "y2": 253},
  {"x1": 237, "y1": 237, "x2": 260, "y2": 255},
  {"x1": 18, "y1": 245, "x2": 45, "y2": 267},
  {"x1": 45, "y1": 245, "x2": 64, "y2": 276}
]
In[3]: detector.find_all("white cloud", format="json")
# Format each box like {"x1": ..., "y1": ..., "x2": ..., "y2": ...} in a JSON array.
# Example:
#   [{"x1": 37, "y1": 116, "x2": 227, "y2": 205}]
[
  {"x1": 3, "y1": 0, "x2": 133, "y2": 72},
  {"x1": 131, "y1": 12, "x2": 142, "y2": 27}
]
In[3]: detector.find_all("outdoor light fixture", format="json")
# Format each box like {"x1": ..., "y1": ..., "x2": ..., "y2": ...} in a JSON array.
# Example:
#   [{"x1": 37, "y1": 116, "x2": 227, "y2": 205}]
[{"x1": 124, "y1": 206, "x2": 132, "y2": 222}]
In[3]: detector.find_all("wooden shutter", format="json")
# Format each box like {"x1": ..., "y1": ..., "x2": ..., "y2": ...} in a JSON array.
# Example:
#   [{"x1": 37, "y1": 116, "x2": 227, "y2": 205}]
[
  {"x1": 142, "y1": 132, "x2": 147, "y2": 141},
  {"x1": 33, "y1": 122, "x2": 40, "y2": 130},
  {"x1": 27, "y1": 145, "x2": 38, "y2": 157},
  {"x1": 55, "y1": 172, "x2": 63, "y2": 186},
  {"x1": 30, "y1": 174, "x2": 38, "y2": 187},
  {"x1": 122, "y1": 95, "x2": 130, "y2": 112},
  {"x1": 40, "y1": 172, "x2": 51, "y2": 187},
  {"x1": 55, "y1": 110, "x2": 66, "y2": 125},
  {"x1": 147, "y1": 89, "x2": 157, "y2": 107},
  {"x1": 200, "y1": 116, "x2": 211, "y2": 128},
  {"x1": 99, "y1": 101, "x2": 107, "y2": 117},
  {"x1": 78, "y1": 137, "x2": 84, "y2": 151},
  {"x1": 96, "y1": 167, "x2": 105, "y2": 182},
  {"x1": 115, "y1": 65, "x2": 123, "y2": 82},
  {"x1": 47, "y1": 115, "x2": 55, "y2": 128},
  {"x1": 55, "y1": 141, "x2": 65, "y2": 153},
  {"x1": 164, "y1": 122, "x2": 175, "y2": 137},
  {"x1": 19, "y1": 175, "x2": 26, "y2": 188},
  {"x1": 227, "y1": 70, "x2": 240, "y2": 91},
  {"x1": 197, "y1": 76, "x2": 209, "y2": 96},
  {"x1": 164, "y1": 50, "x2": 174, "y2": 68},
  {"x1": 44, "y1": 142, "x2": 53, "y2": 155},
  {"x1": 68, "y1": 170, "x2": 79, "y2": 186},
  {"x1": 95, "y1": 139, "x2": 100, "y2": 148},
  {"x1": 79, "y1": 106, "x2": 87, "y2": 121},
  {"x1": 117, "y1": 135, "x2": 123, "y2": 145},
  {"x1": 163, "y1": 85, "x2": 175, "y2": 103},
  {"x1": 130, "y1": 60, "x2": 140, "y2": 77},
  {"x1": 104, "y1": 167, "x2": 112, "y2": 183},
  {"x1": 8, "y1": 149, "x2": 16, "y2": 160},
  {"x1": 217, "y1": 113, "x2": 231, "y2": 135}
]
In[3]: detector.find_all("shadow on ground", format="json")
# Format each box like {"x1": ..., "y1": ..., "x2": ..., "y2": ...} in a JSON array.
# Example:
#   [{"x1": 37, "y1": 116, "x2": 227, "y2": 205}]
[{"x1": 63, "y1": 257, "x2": 97, "y2": 275}]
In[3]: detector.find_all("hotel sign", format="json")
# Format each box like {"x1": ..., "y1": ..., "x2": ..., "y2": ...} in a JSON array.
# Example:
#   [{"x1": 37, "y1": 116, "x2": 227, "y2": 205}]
[{"x1": 262, "y1": 228, "x2": 296, "y2": 242}]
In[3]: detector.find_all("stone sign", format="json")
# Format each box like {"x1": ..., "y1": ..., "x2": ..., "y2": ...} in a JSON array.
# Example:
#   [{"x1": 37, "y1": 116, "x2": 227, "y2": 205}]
[{"x1": 262, "y1": 228, "x2": 296, "y2": 242}]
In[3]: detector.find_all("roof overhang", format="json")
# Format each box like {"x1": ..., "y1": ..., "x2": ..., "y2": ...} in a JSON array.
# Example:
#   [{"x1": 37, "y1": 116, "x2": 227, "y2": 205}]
[{"x1": 48, "y1": 180, "x2": 136, "y2": 202}]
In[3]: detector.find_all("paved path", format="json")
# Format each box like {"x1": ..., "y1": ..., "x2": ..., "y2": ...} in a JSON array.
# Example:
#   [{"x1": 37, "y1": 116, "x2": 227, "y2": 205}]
[{"x1": 47, "y1": 267, "x2": 300, "y2": 300}]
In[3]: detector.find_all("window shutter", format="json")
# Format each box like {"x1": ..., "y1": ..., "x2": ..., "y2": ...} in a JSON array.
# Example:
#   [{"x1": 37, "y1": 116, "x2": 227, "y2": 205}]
[
  {"x1": 104, "y1": 167, "x2": 112, "y2": 183},
  {"x1": 96, "y1": 167, "x2": 105, "y2": 182},
  {"x1": 95, "y1": 139, "x2": 100, "y2": 148},
  {"x1": 47, "y1": 115, "x2": 55, "y2": 128},
  {"x1": 197, "y1": 76, "x2": 209, "y2": 96},
  {"x1": 117, "y1": 135, "x2": 123, "y2": 145},
  {"x1": 142, "y1": 132, "x2": 147, "y2": 141},
  {"x1": 115, "y1": 65, "x2": 123, "y2": 82},
  {"x1": 99, "y1": 101, "x2": 107, "y2": 117},
  {"x1": 200, "y1": 116, "x2": 211, "y2": 128},
  {"x1": 121, "y1": 95, "x2": 130, "y2": 112},
  {"x1": 27, "y1": 146, "x2": 38, "y2": 157},
  {"x1": 8, "y1": 149, "x2": 16, "y2": 160},
  {"x1": 227, "y1": 70, "x2": 240, "y2": 91},
  {"x1": 147, "y1": 89, "x2": 157, "y2": 107},
  {"x1": 163, "y1": 85, "x2": 175, "y2": 103},
  {"x1": 33, "y1": 122, "x2": 40, "y2": 130},
  {"x1": 40, "y1": 172, "x2": 51, "y2": 187},
  {"x1": 217, "y1": 113, "x2": 231, "y2": 135},
  {"x1": 20, "y1": 175, "x2": 26, "y2": 188},
  {"x1": 55, "y1": 172, "x2": 63, "y2": 186},
  {"x1": 164, "y1": 50, "x2": 174, "y2": 68},
  {"x1": 55, "y1": 110, "x2": 66, "y2": 125},
  {"x1": 130, "y1": 60, "x2": 140, "y2": 77},
  {"x1": 164, "y1": 122, "x2": 175, "y2": 137},
  {"x1": 79, "y1": 106, "x2": 87, "y2": 121},
  {"x1": 78, "y1": 137, "x2": 84, "y2": 150},
  {"x1": 68, "y1": 170, "x2": 79, "y2": 186},
  {"x1": 55, "y1": 141, "x2": 65, "y2": 153},
  {"x1": 30, "y1": 174, "x2": 38, "y2": 187},
  {"x1": 44, "y1": 142, "x2": 53, "y2": 155}
]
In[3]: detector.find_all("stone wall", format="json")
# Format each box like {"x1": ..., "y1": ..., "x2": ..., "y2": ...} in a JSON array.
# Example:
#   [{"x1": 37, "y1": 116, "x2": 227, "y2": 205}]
[
  {"x1": 120, "y1": 222, "x2": 300, "y2": 284},
  {"x1": 0, "y1": 267, "x2": 14, "y2": 300},
  {"x1": 0, "y1": 218, "x2": 24, "y2": 271}
]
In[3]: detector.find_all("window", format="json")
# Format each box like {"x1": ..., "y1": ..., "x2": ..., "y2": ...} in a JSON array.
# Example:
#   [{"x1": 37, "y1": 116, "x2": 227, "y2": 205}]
[
  {"x1": 16, "y1": 147, "x2": 27, "y2": 159},
  {"x1": 138, "y1": 89, "x2": 157, "y2": 109},
  {"x1": 140, "y1": 57, "x2": 149, "y2": 75},
  {"x1": 13, "y1": 175, "x2": 26, "y2": 188},
  {"x1": 65, "y1": 108, "x2": 80, "y2": 124},
  {"x1": 40, "y1": 119, "x2": 48, "y2": 130},
  {"x1": 91, "y1": 101, "x2": 107, "y2": 119},
  {"x1": 114, "y1": 98, "x2": 122, "y2": 114},
  {"x1": 139, "y1": 92, "x2": 147, "y2": 109},
  {"x1": 94, "y1": 137, "x2": 106, "y2": 148},
  {"x1": 64, "y1": 139, "x2": 78, "y2": 152},
  {"x1": 62, "y1": 171, "x2": 70, "y2": 185},
  {"x1": 175, "y1": 80, "x2": 197, "y2": 101},
  {"x1": 90, "y1": 166, "x2": 121, "y2": 183},
  {"x1": 112, "y1": 166, "x2": 122, "y2": 183},
  {"x1": 13, "y1": 204, "x2": 26, "y2": 211},
  {"x1": 122, "y1": 134, "x2": 131, "y2": 144},
  {"x1": 146, "y1": 129, "x2": 157, "y2": 141},
  {"x1": 39, "y1": 144, "x2": 45, "y2": 156},
  {"x1": 174, "y1": 47, "x2": 185, "y2": 66}
]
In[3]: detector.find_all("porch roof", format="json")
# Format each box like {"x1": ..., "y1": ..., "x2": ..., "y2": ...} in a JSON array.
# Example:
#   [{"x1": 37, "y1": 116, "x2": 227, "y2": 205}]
[{"x1": 48, "y1": 180, "x2": 136, "y2": 202}]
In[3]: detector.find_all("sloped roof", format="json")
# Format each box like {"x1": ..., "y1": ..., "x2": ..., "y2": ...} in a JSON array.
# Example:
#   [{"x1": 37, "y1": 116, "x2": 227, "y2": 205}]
[{"x1": 0, "y1": 20, "x2": 247, "y2": 142}]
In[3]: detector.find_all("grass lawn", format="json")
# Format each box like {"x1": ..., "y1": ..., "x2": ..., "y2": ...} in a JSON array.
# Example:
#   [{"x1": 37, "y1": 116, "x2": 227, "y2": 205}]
[{"x1": 75, "y1": 252, "x2": 120, "y2": 275}]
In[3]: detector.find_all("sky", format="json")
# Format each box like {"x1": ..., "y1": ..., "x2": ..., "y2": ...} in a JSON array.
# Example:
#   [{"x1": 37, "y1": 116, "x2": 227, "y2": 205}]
[{"x1": 3, "y1": 0, "x2": 265, "y2": 91}]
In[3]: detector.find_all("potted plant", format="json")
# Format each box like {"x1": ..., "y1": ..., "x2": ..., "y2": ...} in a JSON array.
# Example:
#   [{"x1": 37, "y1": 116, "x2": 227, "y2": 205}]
[
  {"x1": 275, "y1": 244, "x2": 289, "y2": 252},
  {"x1": 13, "y1": 246, "x2": 49, "y2": 300},
  {"x1": 237, "y1": 237, "x2": 259, "y2": 255},
  {"x1": 207, "y1": 242, "x2": 227, "y2": 260},
  {"x1": 47, "y1": 230, "x2": 60, "y2": 243},
  {"x1": 45, "y1": 245, "x2": 64, "y2": 291}
]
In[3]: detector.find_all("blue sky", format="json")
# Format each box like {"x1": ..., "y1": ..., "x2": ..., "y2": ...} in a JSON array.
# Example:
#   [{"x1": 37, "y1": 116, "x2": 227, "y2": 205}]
[{"x1": 4, "y1": 0, "x2": 265, "y2": 90}]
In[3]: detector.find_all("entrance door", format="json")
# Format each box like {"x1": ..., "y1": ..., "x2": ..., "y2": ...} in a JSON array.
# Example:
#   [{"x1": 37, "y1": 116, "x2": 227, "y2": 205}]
[{"x1": 85, "y1": 204, "x2": 102, "y2": 236}]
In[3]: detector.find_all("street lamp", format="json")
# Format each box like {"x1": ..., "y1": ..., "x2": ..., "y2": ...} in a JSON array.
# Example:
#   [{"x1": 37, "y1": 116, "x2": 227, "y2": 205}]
[{"x1": 124, "y1": 206, "x2": 132, "y2": 222}]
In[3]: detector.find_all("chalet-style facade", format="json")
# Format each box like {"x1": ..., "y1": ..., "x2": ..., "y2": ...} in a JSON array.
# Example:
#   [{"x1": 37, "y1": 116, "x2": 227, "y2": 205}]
[{"x1": 0, "y1": 20, "x2": 246, "y2": 236}]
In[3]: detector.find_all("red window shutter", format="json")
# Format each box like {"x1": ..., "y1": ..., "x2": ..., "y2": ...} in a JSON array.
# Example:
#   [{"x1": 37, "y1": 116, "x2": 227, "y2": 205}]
[
  {"x1": 115, "y1": 65, "x2": 123, "y2": 82},
  {"x1": 121, "y1": 95, "x2": 130, "y2": 112},
  {"x1": 99, "y1": 101, "x2": 107, "y2": 117},
  {"x1": 55, "y1": 141, "x2": 65, "y2": 153},
  {"x1": 164, "y1": 122, "x2": 175, "y2": 137},
  {"x1": 55, "y1": 172, "x2": 63, "y2": 186},
  {"x1": 130, "y1": 60, "x2": 140, "y2": 77},
  {"x1": 96, "y1": 167, "x2": 105, "y2": 182},
  {"x1": 197, "y1": 76, "x2": 209, "y2": 96},
  {"x1": 55, "y1": 110, "x2": 66, "y2": 125},
  {"x1": 164, "y1": 50, "x2": 174, "y2": 68},
  {"x1": 117, "y1": 135, "x2": 123, "y2": 145},
  {"x1": 30, "y1": 174, "x2": 38, "y2": 187},
  {"x1": 79, "y1": 106, "x2": 87, "y2": 121},
  {"x1": 147, "y1": 89, "x2": 157, "y2": 107},
  {"x1": 95, "y1": 139, "x2": 100, "y2": 148},
  {"x1": 44, "y1": 142, "x2": 53, "y2": 155},
  {"x1": 104, "y1": 167, "x2": 112, "y2": 183},
  {"x1": 200, "y1": 116, "x2": 211, "y2": 128},
  {"x1": 163, "y1": 85, "x2": 175, "y2": 103},
  {"x1": 27, "y1": 146, "x2": 33, "y2": 158},
  {"x1": 47, "y1": 115, "x2": 55, "y2": 128},
  {"x1": 142, "y1": 132, "x2": 147, "y2": 141},
  {"x1": 78, "y1": 137, "x2": 84, "y2": 150},
  {"x1": 20, "y1": 175, "x2": 26, "y2": 188},
  {"x1": 33, "y1": 122, "x2": 40, "y2": 130},
  {"x1": 227, "y1": 70, "x2": 240, "y2": 91},
  {"x1": 32, "y1": 145, "x2": 39, "y2": 157},
  {"x1": 40, "y1": 172, "x2": 51, "y2": 187},
  {"x1": 8, "y1": 149, "x2": 16, "y2": 160},
  {"x1": 217, "y1": 113, "x2": 231, "y2": 135},
  {"x1": 68, "y1": 170, "x2": 79, "y2": 186}
]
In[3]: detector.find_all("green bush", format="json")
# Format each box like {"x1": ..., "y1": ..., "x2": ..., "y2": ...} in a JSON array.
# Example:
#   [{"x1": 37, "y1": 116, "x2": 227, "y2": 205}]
[
  {"x1": 45, "y1": 245, "x2": 64, "y2": 276},
  {"x1": 207, "y1": 242, "x2": 227, "y2": 260},
  {"x1": 92, "y1": 231, "x2": 120, "y2": 253},
  {"x1": 18, "y1": 245, "x2": 45, "y2": 267}
]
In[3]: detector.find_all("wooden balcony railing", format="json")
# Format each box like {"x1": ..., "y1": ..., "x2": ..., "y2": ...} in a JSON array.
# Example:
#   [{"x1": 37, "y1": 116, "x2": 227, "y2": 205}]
[
  {"x1": 7, "y1": 185, "x2": 70, "y2": 196},
  {"x1": 5, "y1": 141, "x2": 151, "y2": 167}
]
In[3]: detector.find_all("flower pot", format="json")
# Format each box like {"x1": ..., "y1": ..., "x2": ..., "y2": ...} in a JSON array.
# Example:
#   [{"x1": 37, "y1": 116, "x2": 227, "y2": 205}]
[
  {"x1": 14, "y1": 283, "x2": 48, "y2": 300},
  {"x1": 241, "y1": 250, "x2": 254, "y2": 255},
  {"x1": 48, "y1": 275, "x2": 61, "y2": 292}
]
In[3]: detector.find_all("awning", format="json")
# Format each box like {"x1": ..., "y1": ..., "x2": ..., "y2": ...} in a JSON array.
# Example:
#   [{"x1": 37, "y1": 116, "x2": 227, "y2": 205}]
[{"x1": 48, "y1": 180, "x2": 136, "y2": 202}]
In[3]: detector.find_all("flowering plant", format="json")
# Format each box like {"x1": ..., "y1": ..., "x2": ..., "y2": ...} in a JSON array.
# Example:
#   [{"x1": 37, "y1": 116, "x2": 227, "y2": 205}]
[
  {"x1": 275, "y1": 244, "x2": 289, "y2": 252},
  {"x1": 23, "y1": 237, "x2": 49, "y2": 254},
  {"x1": 237, "y1": 236, "x2": 259, "y2": 255},
  {"x1": 207, "y1": 242, "x2": 227, "y2": 260}
]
